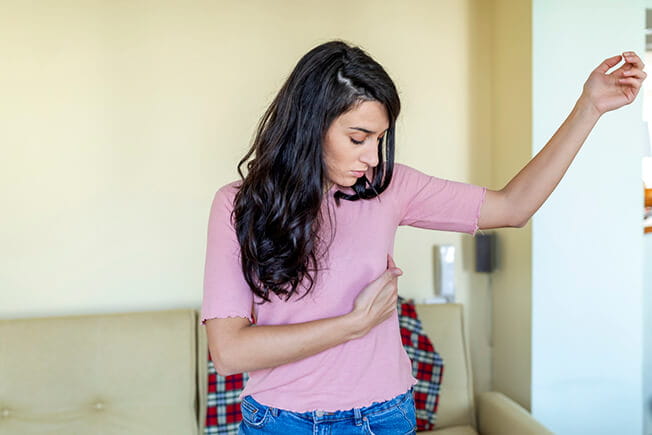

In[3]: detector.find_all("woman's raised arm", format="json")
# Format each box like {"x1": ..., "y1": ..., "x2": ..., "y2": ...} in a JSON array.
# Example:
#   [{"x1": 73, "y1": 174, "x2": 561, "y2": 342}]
[{"x1": 477, "y1": 51, "x2": 646, "y2": 230}]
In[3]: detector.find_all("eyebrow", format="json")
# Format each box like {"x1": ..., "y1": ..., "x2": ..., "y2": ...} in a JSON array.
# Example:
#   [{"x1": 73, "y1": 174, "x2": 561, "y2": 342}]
[{"x1": 347, "y1": 127, "x2": 390, "y2": 134}]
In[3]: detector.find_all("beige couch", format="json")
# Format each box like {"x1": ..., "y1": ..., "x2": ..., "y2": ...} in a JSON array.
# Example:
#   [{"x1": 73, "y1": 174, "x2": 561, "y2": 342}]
[{"x1": 1, "y1": 304, "x2": 551, "y2": 434}]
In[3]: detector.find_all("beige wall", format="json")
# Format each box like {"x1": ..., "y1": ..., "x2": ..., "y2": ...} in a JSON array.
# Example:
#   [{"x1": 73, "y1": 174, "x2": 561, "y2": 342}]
[
  {"x1": 0, "y1": 0, "x2": 515, "y2": 398},
  {"x1": 489, "y1": 0, "x2": 533, "y2": 410}
]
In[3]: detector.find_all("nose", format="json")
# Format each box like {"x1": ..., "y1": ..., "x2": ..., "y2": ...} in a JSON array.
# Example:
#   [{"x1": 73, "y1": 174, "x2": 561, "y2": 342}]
[{"x1": 360, "y1": 142, "x2": 379, "y2": 168}]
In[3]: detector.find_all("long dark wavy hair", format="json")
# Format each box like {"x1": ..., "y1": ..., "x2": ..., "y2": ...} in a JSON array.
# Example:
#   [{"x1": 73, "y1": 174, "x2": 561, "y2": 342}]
[{"x1": 232, "y1": 40, "x2": 401, "y2": 304}]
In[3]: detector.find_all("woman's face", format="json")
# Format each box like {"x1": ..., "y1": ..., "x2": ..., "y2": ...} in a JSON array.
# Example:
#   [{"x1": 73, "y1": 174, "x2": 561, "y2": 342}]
[{"x1": 322, "y1": 100, "x2": 389, "y2": 189}]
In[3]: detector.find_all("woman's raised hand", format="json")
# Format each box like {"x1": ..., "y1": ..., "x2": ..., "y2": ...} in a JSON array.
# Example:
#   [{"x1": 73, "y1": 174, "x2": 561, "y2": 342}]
[
  {"x1": 580, "y1": 51, "x2": 646, "y2": 116},
  {"x1": 350, "y1": 254, "x2": 403, "y2": 338}
]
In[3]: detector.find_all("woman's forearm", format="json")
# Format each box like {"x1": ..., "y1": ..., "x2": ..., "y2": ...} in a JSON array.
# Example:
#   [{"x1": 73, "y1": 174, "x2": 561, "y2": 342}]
[
  {"x1": 214, "y1": 312, "x2": 365, "y2": 376},
  {"x1": 503, "y1": 97, "x2": 601, "y2": 226}
]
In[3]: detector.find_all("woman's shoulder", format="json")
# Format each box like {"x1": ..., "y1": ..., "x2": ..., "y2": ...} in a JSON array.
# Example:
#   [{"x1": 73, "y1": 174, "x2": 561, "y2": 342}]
[
  {"x1": 216, "y1": 179, "x2": 243, "y2": 195},
  {"x1": 383, "y1": 162, "x2": 452, "y2": 200},
  {"x1": 389, "y1": 162, "x2": 449, "y2": 184},
  {"x1": 211, "y1": 180, "x2": 243, "y2": 211},
  {"x1": 385, "y1": 162, "x2": 427, "y2": 188},
  {"x1": 390, "y1": 162, "x2": 409, "y2": 175},
  {"x1": 391, "y1": 162, "x2": 426, "y2": 177}
]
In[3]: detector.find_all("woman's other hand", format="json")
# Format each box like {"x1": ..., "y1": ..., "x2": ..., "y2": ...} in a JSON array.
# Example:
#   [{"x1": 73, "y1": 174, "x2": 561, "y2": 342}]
[
  {"x1": 580, "y1": 51, "x2": 646, "y2": 116},
  {"x1": 350, "y1": 254, "x2": 403, "y2": 338}
]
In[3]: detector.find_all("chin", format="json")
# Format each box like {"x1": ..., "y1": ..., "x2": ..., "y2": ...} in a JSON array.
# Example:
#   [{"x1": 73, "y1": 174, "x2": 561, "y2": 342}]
[
  {"x1": 331, "y1": 172, "x2": 361, "y2": 188},
  {"x1": 345, "y1": 176, "x2": 360, "y2": 186},
  {"x1": 334, "y1": 179, "x2": 356, "y2": 188}
]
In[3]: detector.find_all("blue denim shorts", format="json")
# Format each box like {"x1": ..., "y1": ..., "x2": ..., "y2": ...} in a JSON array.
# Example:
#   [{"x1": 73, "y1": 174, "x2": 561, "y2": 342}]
[{"x1": 238, "y1": 386, "x2": 416, "y2": 434}]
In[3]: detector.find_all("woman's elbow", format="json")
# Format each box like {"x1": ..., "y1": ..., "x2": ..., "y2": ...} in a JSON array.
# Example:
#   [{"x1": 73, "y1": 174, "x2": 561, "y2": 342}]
[
  {"x1": 211, "y1": 353, "x2": 234, "y2": 377},
  {"x1": 513, "y1": 214, "x2": 530, "y2": 228},
  {"x1": 205, "y1": 316, "x2": 251, "y2": 377},
  {"x1": 209, "y1": 345, "x2": 238, "y2": 377}
]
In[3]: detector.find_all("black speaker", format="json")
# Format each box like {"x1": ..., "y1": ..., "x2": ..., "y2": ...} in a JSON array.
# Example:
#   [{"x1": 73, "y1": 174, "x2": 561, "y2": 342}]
[{"x1": 475, "y1": 232, "x2": 495, "y2": 273}]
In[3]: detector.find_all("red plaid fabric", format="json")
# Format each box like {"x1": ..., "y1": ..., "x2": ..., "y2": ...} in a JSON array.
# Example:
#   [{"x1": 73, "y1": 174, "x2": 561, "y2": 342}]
[
  {"x1": 204, "y1": 298, "x2": 443, "y2": 433},
  {"x1": 205, "y1": 364, "x2": 248, "y2": 434},
  {"x1": 397, "y1": 295, "x2": 444, "y2": 431}
]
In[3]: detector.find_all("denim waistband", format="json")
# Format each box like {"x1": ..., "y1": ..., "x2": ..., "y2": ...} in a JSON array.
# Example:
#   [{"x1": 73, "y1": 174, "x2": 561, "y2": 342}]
[{"x1": 243, "y1": 386, "x2": 414, "y2": 424}]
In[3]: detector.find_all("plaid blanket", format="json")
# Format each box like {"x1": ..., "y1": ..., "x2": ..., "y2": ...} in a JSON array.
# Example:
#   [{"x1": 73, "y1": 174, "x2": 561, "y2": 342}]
[
  {"x1": 205, "y1": 369, "x2": 248, "y2": 434},
  {"x1": 397, "y1": 295, "x2": 444, "y2": 431},
  {"x1": 205, "y1": 296, "x2": 443, "y2": 433}
]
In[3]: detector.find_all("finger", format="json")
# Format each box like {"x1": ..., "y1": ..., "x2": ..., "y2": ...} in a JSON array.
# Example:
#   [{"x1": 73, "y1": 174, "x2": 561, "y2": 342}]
[
  {"x1": 622, "y1": 68, "x2": 647, "y2": 80},
  {"x1": 381, "y1": 267, "x2": 400, "y2": 283},
  {"x1": 618, "y1": 77, "x2": 643, "y2": 89},
  {"x1": 623, "y1": 51, "x2": 645, "y2": 70},
  {"x1": 386, "y1": 254, "x2": 402, "y2": 275},
  {"x1": 387, "y1": 254, "x2": 396, "y2": 269},
  {"x1": 596, "y1": 54, "x2": 626, "y2": 74}
]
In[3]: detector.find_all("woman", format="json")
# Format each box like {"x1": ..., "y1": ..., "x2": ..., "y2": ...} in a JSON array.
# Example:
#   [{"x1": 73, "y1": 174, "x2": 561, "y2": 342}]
[{"x1": 201, "y1": 40, "x2": 645, "y2": 434}]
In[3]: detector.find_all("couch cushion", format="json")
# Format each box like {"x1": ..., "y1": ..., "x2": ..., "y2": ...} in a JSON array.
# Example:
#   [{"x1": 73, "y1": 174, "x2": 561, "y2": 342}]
[
  {"x1": 0, "y1": 309, "x2": 198, "y2": 435},
  {"x1": 414, "y1": 304, "x2": 475, "y2": 429},
  {"x1": 426, "y1": 424, "x2": 478, "y2": 435}
]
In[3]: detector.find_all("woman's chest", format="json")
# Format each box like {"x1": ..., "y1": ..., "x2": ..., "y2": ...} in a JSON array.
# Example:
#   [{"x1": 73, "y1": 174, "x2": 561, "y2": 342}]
[{"x1": 256, "y1": 200, "x2": 400, "y2": 323}]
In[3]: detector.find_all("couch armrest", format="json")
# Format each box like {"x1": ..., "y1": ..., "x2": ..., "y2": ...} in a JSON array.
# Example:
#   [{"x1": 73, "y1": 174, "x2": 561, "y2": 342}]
[{"x1": 476, "y1": 392, "x2": 552, "y2": 435}]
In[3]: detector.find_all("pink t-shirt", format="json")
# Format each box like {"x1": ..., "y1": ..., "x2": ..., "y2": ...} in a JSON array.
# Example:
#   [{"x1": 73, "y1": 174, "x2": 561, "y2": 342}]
[{"x1": 201, "y1": 162, "x2": 486, "y2": 413}]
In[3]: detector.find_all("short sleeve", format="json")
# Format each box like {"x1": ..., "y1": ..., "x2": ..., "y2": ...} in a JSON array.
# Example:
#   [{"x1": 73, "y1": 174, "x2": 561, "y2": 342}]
[
  {"x1": 200, "y1": 184, "x2": 254, "y2": 325},
  {"x1": 393, "y1": 164, "x2": 486, "y2": 235}
]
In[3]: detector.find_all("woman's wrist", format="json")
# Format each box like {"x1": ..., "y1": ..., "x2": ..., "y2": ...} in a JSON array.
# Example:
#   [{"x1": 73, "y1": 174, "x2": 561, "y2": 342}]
[
  {"x1": 342, "y1": 310, "x2": 367, "y2": 340},
  {"x1": 575, "y1": 93, "x2": 604, "y2": 121}
]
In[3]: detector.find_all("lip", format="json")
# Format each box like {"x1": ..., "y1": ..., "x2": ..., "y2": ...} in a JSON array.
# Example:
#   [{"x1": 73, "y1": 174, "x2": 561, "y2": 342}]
[{"x1": 350, "y1": 170, "x2": 366, "y2": 178}]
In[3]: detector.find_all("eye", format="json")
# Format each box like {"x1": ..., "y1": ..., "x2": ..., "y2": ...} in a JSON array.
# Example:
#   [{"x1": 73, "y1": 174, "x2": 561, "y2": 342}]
[{"x1": 350, "y1": 137, "x2": 364, "y2": 145}]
